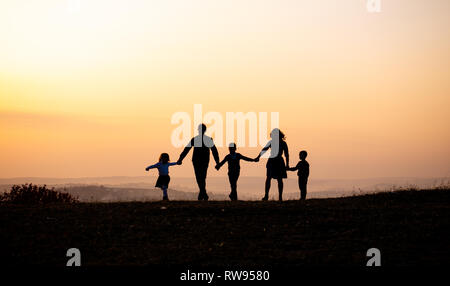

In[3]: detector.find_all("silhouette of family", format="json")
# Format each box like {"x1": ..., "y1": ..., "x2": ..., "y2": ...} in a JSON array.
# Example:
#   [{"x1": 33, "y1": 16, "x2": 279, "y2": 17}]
[{"x1": 145, "y1": 124, "x2": 309, "y2": 201}]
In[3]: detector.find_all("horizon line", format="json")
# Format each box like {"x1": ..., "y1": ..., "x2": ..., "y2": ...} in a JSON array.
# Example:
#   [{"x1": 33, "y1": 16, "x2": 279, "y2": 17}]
[{"x1": 0, "y1": 175, "x2": 449, "y2": 181}]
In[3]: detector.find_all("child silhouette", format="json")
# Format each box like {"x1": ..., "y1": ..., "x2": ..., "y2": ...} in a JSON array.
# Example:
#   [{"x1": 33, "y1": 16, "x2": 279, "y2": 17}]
[
  {"x1": 287, "y1": 150, "x2": 310, "y2": 200},
  {"x1": 215, "y1": 143, "x2": 257, "y2": 201},
  {"x1": 145, "y1": 153, "x2": 179, "y2": 201}
]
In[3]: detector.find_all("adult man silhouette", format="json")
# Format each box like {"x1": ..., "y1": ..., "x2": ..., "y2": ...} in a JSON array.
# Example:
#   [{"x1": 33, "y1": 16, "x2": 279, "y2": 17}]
[{"x1": 177, "y1": 124, "x2": 220, "y2": 200}]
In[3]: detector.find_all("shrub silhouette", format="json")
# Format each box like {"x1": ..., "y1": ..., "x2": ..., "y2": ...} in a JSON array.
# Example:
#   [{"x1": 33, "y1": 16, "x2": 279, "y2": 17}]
[{"x1": 0, "y1": 184, "x2": 78, "y2": 204}]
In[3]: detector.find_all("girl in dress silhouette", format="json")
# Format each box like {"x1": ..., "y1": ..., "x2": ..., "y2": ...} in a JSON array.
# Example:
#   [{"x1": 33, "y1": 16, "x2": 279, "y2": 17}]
[{"x1": 145, "y1": 153, "x2": 179, "y2": 201}]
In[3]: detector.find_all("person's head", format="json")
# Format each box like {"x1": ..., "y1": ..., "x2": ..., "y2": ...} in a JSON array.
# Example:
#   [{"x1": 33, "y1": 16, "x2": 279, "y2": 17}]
[
  {"x1": 159, "y1": 153, "x2": 170, "y2": 164},
  {"x1": 270, "y1": 128, "x2": 286, "y2": 141},
  {"x1": 228, "y1": 142, "x2": 237, "y2": 154},
  {"x1": 299, "y1": 150, "x2": 307, "y2": 160},
  {"x1": 198, "y1": 123, "x2": 207, "y2": 135}
]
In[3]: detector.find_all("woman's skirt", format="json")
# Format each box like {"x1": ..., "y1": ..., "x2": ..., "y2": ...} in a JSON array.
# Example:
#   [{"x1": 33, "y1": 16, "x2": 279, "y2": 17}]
[{"x1": 266, "y1": 157, "x2": 287, "y2": 179}]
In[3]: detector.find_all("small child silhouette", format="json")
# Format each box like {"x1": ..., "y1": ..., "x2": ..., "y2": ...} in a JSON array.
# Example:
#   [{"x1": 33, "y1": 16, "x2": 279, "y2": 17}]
[
  {"x1": 145, "y1": 153, "x2": 179, "y2": 201},
  {"x1": 287, "y1": 150, "x2": 310, "y2": 200},
  {"x1": 215, "y1": 143, "x2": 257, "y2": 201}
]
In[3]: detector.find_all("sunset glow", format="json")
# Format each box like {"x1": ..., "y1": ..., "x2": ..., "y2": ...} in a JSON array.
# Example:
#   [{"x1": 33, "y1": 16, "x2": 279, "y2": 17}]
[{"x1": 1, "y1": 0, "x2": 449, "y2": 179}]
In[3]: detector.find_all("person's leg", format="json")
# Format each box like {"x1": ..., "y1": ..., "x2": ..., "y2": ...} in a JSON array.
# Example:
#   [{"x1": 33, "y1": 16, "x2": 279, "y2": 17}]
[
  {"x1": 200, "y1": 165, "x2": 208, "y2": 200},
  {"x1": 162, "y1": 186, "x2": 168, "y2": 200},
  {"x1": 277, "y1": 178, "x2": 284, "y2": 201},
  {"x1": 298, "y1": 178, "x2": 302, "y2": 200},
  {"x1": 262, "y1": 177, "x2": 271, "y2": 200},
  {"x1": 228, "y1": 172, "x2": 238, "y2": 201},
  {"x1": 194, "y1": 164, "x2": 207, "y2": 200},
  {"x1": 195, "y1": 163, "x2": 209, "y2": 200},
  {"x1": 300, "y1": 182, "x2": 307, "y2": 200},
  {"x1": 298, "y1": 178, "x2": 307, "y2": 200},
  {"x1": 228, "y1": 173, "x2": 234, "y2": 200},
  {"x1": 233, "y1": 172, "x2": 240, "y2": 200}
]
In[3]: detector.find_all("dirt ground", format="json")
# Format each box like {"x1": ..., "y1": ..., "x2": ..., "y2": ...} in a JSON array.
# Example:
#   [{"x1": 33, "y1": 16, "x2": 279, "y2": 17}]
[{"x1": 1, "y1": 189, "x2": 449, "y2": 267}]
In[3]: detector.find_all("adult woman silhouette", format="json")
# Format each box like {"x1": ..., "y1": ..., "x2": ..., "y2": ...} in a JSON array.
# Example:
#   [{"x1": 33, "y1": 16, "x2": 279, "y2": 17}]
[{"x1": 255, "y1": 128, "x2": 289, "y2": 201}]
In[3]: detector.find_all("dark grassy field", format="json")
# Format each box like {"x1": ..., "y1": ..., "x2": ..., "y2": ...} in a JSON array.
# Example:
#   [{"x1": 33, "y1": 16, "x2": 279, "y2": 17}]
[{"x1": 1, "y1": 188, "x2": 449, "y2": 267}]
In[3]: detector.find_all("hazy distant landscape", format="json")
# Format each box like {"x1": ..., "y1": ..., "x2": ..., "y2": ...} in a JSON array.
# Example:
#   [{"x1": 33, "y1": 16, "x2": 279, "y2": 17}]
[{"x1": 1, "y1": 176, "x2": 448, "y2": 202}]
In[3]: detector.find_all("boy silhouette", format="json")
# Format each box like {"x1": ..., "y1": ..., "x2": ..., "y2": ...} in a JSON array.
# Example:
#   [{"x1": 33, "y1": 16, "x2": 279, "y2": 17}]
[
  {"x1": 287, "y1": 150, "x2": 310, "y2": 200},
  {"x1": 215, "y1": 143, "x2": 257, "y2": 201}
]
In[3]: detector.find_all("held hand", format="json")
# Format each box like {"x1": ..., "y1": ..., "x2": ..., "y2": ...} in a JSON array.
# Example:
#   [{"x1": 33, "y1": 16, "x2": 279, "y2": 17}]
[
  {"x1": 254, "y1": 156, "x2": 260, "y2": 162},
  {"x1": 177, "y1": 159, "x2": 182, "y2": 165}
]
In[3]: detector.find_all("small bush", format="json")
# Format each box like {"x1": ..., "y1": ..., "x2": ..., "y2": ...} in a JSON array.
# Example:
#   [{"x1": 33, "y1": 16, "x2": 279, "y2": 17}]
[{"x1": 0, "y1": 184, "x2": 78, "y2": 204}]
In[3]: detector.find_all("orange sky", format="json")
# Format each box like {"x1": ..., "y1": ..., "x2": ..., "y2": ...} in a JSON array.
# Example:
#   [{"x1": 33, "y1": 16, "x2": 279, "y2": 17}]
[{"x1": 1, "y1": 0, "x2": 449, "y2": 179}]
